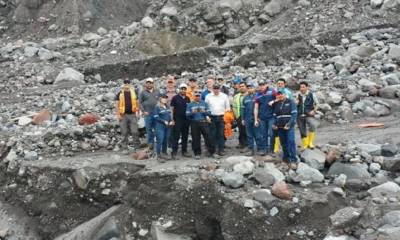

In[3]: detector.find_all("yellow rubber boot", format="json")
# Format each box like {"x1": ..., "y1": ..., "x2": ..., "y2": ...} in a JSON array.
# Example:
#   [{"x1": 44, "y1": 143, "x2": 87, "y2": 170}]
[
  {"x1": 274, "y1": 137, "x2": 280, "y2": 153},
  {"x1": 301, "y1": 137, "x2": 309, "y2": 150},
  {"x1": 308, "y1": 132, "x2": 316, "y2": 149}
]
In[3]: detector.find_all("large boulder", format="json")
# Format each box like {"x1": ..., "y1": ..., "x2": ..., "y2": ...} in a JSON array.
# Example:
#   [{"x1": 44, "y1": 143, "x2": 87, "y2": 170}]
[
  {"x1": 368, "y1": 181, "x2": 400, "y2": 197},
  {"x1": 263, "y1": 163, "x2": 285, "y2": 182},
  {"x1": 55, "y1": 68, "x2": 85, "y2": 85},
  {"x1": 383, "y1": 211, "x2": 400, "y2": 227},
  {"x1": 233, "y1": 161, "x2": 255, "y2": 175},
  {"x1": 222, "y1": 172, "x2": 245, "y2": 188},
  {"x1": 291, "y1": 162, "x2": 324, "y2": 183},
  {"x1": 251, "y1": 168, "x2": 276, "y2": 187},
  {"x1": 356, "y1": 143, "x2": 382, "y2": 156},
  {"x1": 301, "y1": 149, "x2": 326, "y2": 170},
  {"x1": 328, "y1": 162, "x2": 371, "y2": 180},
  {"x1": 379, "y1": 85, "x2": 400, "y2": 99}
]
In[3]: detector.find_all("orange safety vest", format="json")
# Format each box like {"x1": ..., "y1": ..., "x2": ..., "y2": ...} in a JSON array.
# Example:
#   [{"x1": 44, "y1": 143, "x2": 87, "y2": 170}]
[
  {"x1": 186, "y1": 86, "x2": 197, "y2": 101},
  {"x1": 224, "y1": 110, "x2": 235, "y2": 139},
  {"x1": 118, "y1": 89, "x2": 139, "y2": 114}
]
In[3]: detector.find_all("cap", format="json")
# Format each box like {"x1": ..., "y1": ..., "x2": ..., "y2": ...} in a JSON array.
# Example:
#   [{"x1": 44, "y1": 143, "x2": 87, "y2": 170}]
[
  {"x1": 212, "y1": 84, "x2": 221, "y2": 89},
  {"x1": 246, "y1": 82, "x2": 255, "y2": 88},
  {"x1": 146, "y1": 78, "x2": 154, "y2": 83},
  {"x1": 160, "y1": 93, "x2": 168, "y2": 98},
  {"x1": 233, "y1": 75, "x2": 242, "y2": 84},
  {"x1": 258, "y1": 80, "x2": 266, "y2": 85},
  {"x1": 179, "y1": 83, "x2": 188, "y2": 89}
]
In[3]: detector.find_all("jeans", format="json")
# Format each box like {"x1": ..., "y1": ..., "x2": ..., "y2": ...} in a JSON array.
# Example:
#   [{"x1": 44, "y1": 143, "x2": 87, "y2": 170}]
[
  {"x1": 155, "y1": 123, "x2": 170, "y2": 155},
  {"x1": 171, "y1": 118, "x2": 189, "y2": 154},
  {"x1": 255, "y1": 119, "x2": 266, "y2": 152},
  {"x1": 144, "y1": 115, "x2": 155, "y2": 145},
  {"x1": 277, "y1": 127, "x2": 297, "y2": 163},
  {"x1": 191, "y1": 121, "x2": 215, "y2": 155},
  {"x1": 210, "y1": 116, "x2": 225, "y2": 152},
  {"x1": 245, "y1": 120, "x2": 257, "y2": 151}
]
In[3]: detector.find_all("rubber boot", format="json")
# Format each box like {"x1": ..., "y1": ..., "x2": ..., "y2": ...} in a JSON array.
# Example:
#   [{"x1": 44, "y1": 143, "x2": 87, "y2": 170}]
[
  {"x1": 301, "y1": 137, "x2": 309, "y2": 150},
  {"x1": 273, "y1": 137, "x2": 280, "y2": 153},
  {"x1": 308, "y1": 132, "x2": 316, "y2": 149}
]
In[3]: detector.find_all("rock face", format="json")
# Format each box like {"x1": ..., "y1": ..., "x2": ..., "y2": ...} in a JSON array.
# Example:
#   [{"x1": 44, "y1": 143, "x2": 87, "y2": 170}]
[
  {"x1": 301, "y1": 149, "x2": 326, "y2": 170},
  {"x1": 55, "y1": 68, "x2": 85, "y2": 85}
]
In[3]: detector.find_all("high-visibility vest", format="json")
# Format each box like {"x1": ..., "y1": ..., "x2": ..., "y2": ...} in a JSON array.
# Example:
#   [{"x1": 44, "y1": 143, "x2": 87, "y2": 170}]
[{"x1": 118, "y1": 89, "x2": 139, "y2": 114}]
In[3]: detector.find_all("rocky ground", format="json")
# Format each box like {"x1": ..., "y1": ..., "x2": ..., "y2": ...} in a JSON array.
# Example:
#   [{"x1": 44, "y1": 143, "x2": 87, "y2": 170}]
[{"x1": 0, "y1": 0, "x2": 400, "y2": 240}]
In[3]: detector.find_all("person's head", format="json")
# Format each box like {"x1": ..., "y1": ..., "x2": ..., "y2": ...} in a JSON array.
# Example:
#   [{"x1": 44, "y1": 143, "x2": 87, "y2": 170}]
[
  {"x1": 160, "y1": 94, "x2": 168, "y2": 105},
  {"x1": 188, "y1": 78, "x2": 197, "y2": 88},
  {"x1": 276, "y1": 91, "x2": 287, "y2": 101},
  {"x1": 166, "y1": 75, "x2": 175, "y2": 88},
  {"x1": 206, "y1": 75, "x2": 215, "y2": 89},
  {"x1": 145, "y1": 78, "x2": 154, "y2": 90},
  {"x1": 212, "y1": 84, "x2": 220, "y2": 95},
  {"x1": 122, "y1": 78, "x2": 131, "y2": 91},
  {"x1": 299, "y1": 81, "x2": 309, "y2": 94},
  {"x1": 277, "y1": 78, "x2": 286, "y2": 89},
  {"x1": 233, "y1": 74, "x2": 242, "y2": 89},
  {"x1": 217, "y1": 76, "x2": 224, "y2": 84},
  {"x1": 239, "y1": 82, "x2": 247, "y2": 94},
  {"x1": 246, "y1": 83, "x2": 255, "y2": 94},
  {"x1": 258, "y1": 80, "x2": 267, "y2": 92},
  {"x1": 193, "y1": 91, "x2": 202, "y2": 102},
  {"x1": 179, "y1": 83, "x2": 188, "y2": 95}
]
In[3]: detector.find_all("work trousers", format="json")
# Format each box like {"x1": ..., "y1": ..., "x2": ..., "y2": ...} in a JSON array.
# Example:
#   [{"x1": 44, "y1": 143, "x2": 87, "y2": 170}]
[
  {"x1": 120, "y1": 114, "x2": 140, "y2": 146},
  {"x1": 245, "y1": 120, "x2": 257, "y2": 151},
  {"x1": 297, "y1": 116, "x2": 318, "y2": 138},
  {"x1": 144, "y1": 115, "x2": 155, "y2": 146},
  {"x1": 155, "y1": 123, "x2": 171, "y2": 155},
  {"x1": 191, "y1": 121, "x2": 215, "y2": 155},
  {"x1": 277, "y1": 127, "x2": 297, "y2": 163},
  {"x1": 256, "y1": 118, "x2": 275, "y2": 153},
  {"x1": 171, "y1": 118, "x2": 189, "y2": 154},
  {"x1": 210, "y1": 115, "x2": 225, "y2": 152},
  {"x1": 237, "y1": 116, "x2": 247, "y2": 147}
]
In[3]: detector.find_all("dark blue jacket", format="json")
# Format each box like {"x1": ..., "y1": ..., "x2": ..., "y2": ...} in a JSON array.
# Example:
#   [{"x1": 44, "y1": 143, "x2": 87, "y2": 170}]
[
  {"x1": 152, "y1": 105, "x2": 172, "y2": 125},
  {"x1": 272, "y1": 99, "x2": 297, "y2": 128},
  {"x1": 255, "y1": 88, "x2": 277, "y2": 120},
  {"x1": 186, "y1": 101, "x2": 211, "y2": 122},
  {"x1": 241, "y1": 94, "x2": 256, "y2": 122},
  {"x1": 297, "y1": 92, "x2": 316, "y2": 117}
]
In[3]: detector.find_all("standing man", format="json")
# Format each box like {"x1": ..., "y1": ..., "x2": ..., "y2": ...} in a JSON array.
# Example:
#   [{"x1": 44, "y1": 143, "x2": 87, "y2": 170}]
[
  {"x1": 138, "y1": 78, "x2": 160, "y2": 150},
  {"x1": 272, "y1": 91, "x2": 298, "y2": 169},
  {"x1": 205, "y1": 84, "x2": 231, "y2": 156},
  {"x1": 201, "y1": 76, "x2": 215, "y2": 101},
  {"x1": 271, "y1": 78, "x2": 294, "y2": 153},
  {"x1": 254, "y1": 80, "x2": 277, "y2": 155},
  {"x1": 186, "y1": 91, "x2": 218, "y2": 159},
  {"x1": 217, "y1": 76, "x2": 230, "y2": 95},
  {"x1": 115, "y1": 79, "x2": 141, "y2": 149},
  {"x1": 170, "y1": 83, "x2": 191, "y2": 159},
  {"x1": 186, "y1": 77, "x2": 198, "y2": 101},
  {"x1": 297, "y1": 81, "x2": 319, "y2": 149},
  {"x1": 233, "y1": 82, "x2": 247, "y2": 149},
  {"x1": 241, "y1": 83, "x2": 257, "y2": 156}
]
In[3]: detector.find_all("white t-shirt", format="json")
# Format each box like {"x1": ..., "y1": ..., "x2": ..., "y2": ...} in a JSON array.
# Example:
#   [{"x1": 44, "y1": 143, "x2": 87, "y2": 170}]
[{"x1": 205, "y1": 92, "x2": 231, "y2": 116}]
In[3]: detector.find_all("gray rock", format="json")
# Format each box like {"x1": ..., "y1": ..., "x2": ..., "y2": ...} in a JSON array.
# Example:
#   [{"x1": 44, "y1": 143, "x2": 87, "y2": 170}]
[
  {"x1": 330, "y1": 207, "x2": 363, "y2": 228},
  {"x1": 301, "y1": 149, "x2": 326, "y2": 170},
  {"x1": 18, "y1": 116, "x2": 31, "y2": 126},
  {"x1": 369, "y1": 163, "x2": 381, "y2": 174},
  {"x1": 38, "y1": 48, "x2": 54, "y2": 61},
  {"x1": 141, "y1": 16, "x2": 155, "y2": 28},
  {"x1": 358, "y1": 79, "x2": 377, "y2": 91},
  {"x1": 219, "y1": 0, "x2": 243, "y2": 12},
  {"x1": 264, "y1": 0, "x2": 291, "y2": 17},
  {"x1": 323, "y1": 235, "x2": 357, "y2": 240},
  {"x1": 82, "y1": 33, "x2": 101, "y2": 42},
  {"x1": 72, "y1": 169, "x2": 90, "y2": 190},
  {"x1": 334, "y1": 56, "x2": 352, "y2": 72},
  {"x1": 224, "y1": 156, "x2": 253, "y2": 167},
  {"x1": 24, "y1": 46, "x2": 39, "y2": 57},
  {"x1": 374, "y1": 104, "x2": 391, "y2": 117},
  {"x1": 383, "y1": 211, "x2": 400, "y2": 227},
  {"x1": 160, "y1": 6, "x2": 178, "y2": 17},
  {"x1": 24, "y1": 150, "x2": 38, "y2": 161},
  {"x1": 348, "y1": 45, "x2": 376, "y2": 58},
  {"x1": 382, "y1": 144, "x2": 398, "y2": 157},
  {"x1": 328, "y1": 92, "x2": 343, "y2": 105},
  {"x1": 122, "y1": 22, "x2": 140, "y2": 36},
  {"x1": 388, "y1": 44, "x2": 400, "y2": 60},
  {"x1": 382, "y1": 0, "x2": 400, "y2": 11},
  {"x1": 92, "y1": 217, "x2": 121, "y2": 240},
  {"x1": 371, "y1": 0, "x2": 384, "y2": 8},
  {"x1": 356, "y1": 143, "x2": 382, "y2": 156},
  {"x1": 381, "y1": 156, "x2": 400, "y2": 172},
  {"x1": 97, "y1": 27, "x2": 108, "y2": 35},
  {"x1": 98, "y1": 38, "x2": 112, "y2": 48},
  {"x1": 151, "y1": 222, "x2": 192, "y2": 240},
  {"x1": 252, "y1": 168, "x2": 275, "y2": 187},
  {"x1": 379, "y1": 85, "x2": 400, "y2": 99},
  {"x1": 334, "y1": 174, "x2": 347, "y2": 187},
  {"x1": 328, "y1": 162, "x2": 371, "y2": 180},
  {"x1": 368, "y1": 181, "x2": 400, "y2": 197},
  {"x1": 222, "y1": 172, "x2": 245, "y2": 188},
  {"x1": 298, "y1": 0, "x2": 311, "y2": 7},
  {"x1": 291, "y1": 162, "x2": 324, "y2": 183},
  {"x1": 270, "y1": 207, "x2": 279, "y2": 217},
  {"x1": 55, "y1": 68, "x2": 85, "y2": 85},
  {"x1": 253, "y1": 189, "x2": 276, "y2": 205},
  {"x1": 233, "y1": 161, "x2": 255, "y2": 175},
  {"x1": 263, "y1": 163, "x2": 285, "y2": 182},
  {"x1": 382, "y1": 73, "x2": 400, "y2": 86}
]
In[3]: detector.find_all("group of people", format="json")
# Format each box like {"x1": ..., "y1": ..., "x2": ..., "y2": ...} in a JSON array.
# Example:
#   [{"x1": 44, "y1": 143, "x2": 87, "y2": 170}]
[{"x1": 114, "y1": 74, "x2": 319, "y2": 169}]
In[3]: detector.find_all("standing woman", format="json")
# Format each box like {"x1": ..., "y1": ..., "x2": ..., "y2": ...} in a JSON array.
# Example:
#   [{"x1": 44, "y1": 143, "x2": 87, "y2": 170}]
[{"x1": 152, "y1": 94, "x2": 175, "y2": 162}]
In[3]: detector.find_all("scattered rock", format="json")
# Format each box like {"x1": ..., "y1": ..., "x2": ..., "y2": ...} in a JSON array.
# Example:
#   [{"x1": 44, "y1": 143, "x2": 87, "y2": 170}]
[
  {"x1": 72, "y1": 169, "x2": 90, "y2": 190},
  {"x1": 291, "y1": 162, "x2": 324, "y2": 183},
  {"x1": 18, "y1": 116, "x2": 31, "y2": 126},
  {"x1": 253, "y1": 189, "x2": 276, "y2": 205},
  {"x1": 54, "y1": 68, "x2": 85, "y2": 85},
  {"x1": 271, "y1": 181, "x2": 293, "y2": 200},
  {"x1": 141, "y1": 16, "x2": 155, "y2": 28},
  {"x1": 78, "y1": 113, "x2": 99, "y2": 125},
  {"x1": 233, "y1": 161, "x2": 255, "y2": 175},
  {"x1": 222, "y1": 172, "x2": 245, "y2": 188},
  {"x1": 330, "y1": 207, "x2": 363, "y2": 228},
  {"x1": 368, "y1": 181, "x2": 400, "y2": 197},
  {"x1": 301, "y1": 149, "x2": 326, "y2": 170},
  {"x1": 328, "y1": 162, "x2": 371, "y2": 180},
  {"x1": 382, "y1": 144, "x2": 398, "y2": 157},
  {"x1": 32, "y1": 109, "x2": 52, "y2": 125},
  {"x1": 251, "y1": 168, "x2": 275, "y2": 187}
]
